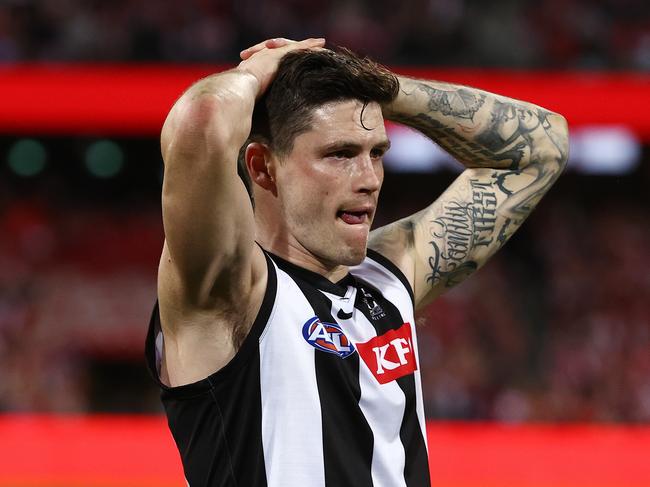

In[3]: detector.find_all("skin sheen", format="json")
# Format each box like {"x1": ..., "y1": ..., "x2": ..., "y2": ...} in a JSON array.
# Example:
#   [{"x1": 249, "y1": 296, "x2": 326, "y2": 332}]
[{"x1": 256, "y1": 100, "x2": 390, "y2": 278}]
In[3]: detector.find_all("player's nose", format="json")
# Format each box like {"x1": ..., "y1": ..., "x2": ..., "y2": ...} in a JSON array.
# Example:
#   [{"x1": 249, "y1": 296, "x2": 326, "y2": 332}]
[{"x1": 352, "y1": 155, "x2": 382, "y2": 193}]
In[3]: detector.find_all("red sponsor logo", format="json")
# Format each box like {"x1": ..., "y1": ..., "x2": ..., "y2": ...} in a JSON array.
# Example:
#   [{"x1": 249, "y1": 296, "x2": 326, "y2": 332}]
[{"x1": 356, "y1": 323, "x2": 417, "y2": 384}]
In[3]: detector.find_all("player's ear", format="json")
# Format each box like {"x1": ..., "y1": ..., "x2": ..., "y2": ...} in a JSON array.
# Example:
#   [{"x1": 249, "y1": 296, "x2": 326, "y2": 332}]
[{"x1": 246, "y1": 142, "x2": 277, "y2": 196}]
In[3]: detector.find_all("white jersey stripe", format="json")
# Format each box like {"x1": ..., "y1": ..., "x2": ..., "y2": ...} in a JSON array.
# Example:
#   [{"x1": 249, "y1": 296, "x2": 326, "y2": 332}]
[
  {"x1": 411, "y1": 334, "x2": 429, "y2": 451},
  {"x1": 327, "y1": 292, "x2": 408, "y2": 487},
  {"x1": 259, "y1": 260, "x2": 325, "y2": 487},
  {"x1": 352, "y1": 254, "x2": 429, "y2": 455}
]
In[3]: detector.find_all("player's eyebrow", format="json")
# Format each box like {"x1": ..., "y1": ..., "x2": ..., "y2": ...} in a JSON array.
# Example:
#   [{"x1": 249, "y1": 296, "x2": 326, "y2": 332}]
[
  {"x1": 320, "y1": 139, "x2": 391, "y2": 154},
  {"x1": 374, "y1": 140, "x2": 391, "y2": 152}
]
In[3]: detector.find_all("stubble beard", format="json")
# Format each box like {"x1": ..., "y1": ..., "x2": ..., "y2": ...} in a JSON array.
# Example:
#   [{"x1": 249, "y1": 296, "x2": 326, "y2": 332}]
[
  {"x1": 284, "y1": 199, "x2": 370, "y2": 268},
  {"x1": 317, "y1": 228, "x2": 369, "y2": 267}
]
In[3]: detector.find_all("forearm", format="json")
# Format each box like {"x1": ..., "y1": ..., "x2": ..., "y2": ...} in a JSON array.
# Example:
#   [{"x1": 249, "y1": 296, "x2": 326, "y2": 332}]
[
  {"x1": 161, "y1": 68, "x2": 260, "y2": 163},
  {"x1": 383, "y1": 76, "x2": 569, "y2": 172}
]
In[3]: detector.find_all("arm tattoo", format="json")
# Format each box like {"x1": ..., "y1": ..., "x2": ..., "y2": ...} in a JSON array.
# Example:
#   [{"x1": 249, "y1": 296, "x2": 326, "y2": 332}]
[
  {"x1": 425, "y1": 164, "x2": 562, "y2": 289},
  {"x1": 393, "y1": 81, "x2": 564, "y2": 172},
  {"x1": 425, "y1": 178, "x2": 496, "y2": 288},
  {"x1": 391, "y1": 79, "x2": 568, "y2": 295},
  {"x1": 416, "y1": 83, "x2": 486, "y2": 121},
  {"x1": 369, "y1": 219, "x2": 416, "y2": 257}
]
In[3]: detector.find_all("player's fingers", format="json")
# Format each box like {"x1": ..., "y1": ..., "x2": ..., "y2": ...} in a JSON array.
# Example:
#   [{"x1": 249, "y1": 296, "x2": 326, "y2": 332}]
[
  {"x1": 240, "y1": 37, "x2": 324, "y2": 60},
  {"x1": 264, "y1": 37, "x2": 291, "y2": 48},
  {"x1": 266, "y1": 37, "x2": 326, "y2": 49},
  {"x1": 240, "y1": 39, "x2": 275, "y2": 60},
  {"x1": 269, "y1": 38, "x2": 326, "y2": 56},
  {"x1": 239, "y1": 46, "x2": 262, "y2": 60},
  {"x1": 240, "y1": 38, "x2": 292, "y2": 60},
  {"x1": 296, "y1": 38, "x2": 326, "y2": 49}
]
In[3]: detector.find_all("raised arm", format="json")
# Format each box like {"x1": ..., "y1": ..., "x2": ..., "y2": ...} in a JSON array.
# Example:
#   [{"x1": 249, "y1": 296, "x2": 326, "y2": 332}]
[
  {"x1": 369, "y1": 76, "x2": 569, "y2": 308},
  {"x1": 159, "y1": 69, "x2": 259, "y2": 310},
  {"x1": 158, "y1": 38, "x2": 325, "y2": 386}
]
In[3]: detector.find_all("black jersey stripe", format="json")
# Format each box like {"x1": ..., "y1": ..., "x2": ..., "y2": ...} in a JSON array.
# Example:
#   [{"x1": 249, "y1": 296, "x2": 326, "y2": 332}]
[
  {"x1": 395, "y1": 376, "x2": 430, "y2": 487},
  {"x1": 145, "y1": 252, "x2": 277, "y2": 487},
  {"x1": 207, "y1": 349, "x2": 268, "y2": 487},
  {"x1": 354, "y1": 277, "x2": 431, "y2": 487},
  {"x1": 284, "y1": 271, "x2": 374, "y2": 487}
]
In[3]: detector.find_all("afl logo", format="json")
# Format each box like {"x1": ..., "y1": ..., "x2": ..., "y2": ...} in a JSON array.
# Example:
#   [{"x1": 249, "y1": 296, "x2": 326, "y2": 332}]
[{"x1": 302, "y1": 317, "x2": 356, "y2": 359}]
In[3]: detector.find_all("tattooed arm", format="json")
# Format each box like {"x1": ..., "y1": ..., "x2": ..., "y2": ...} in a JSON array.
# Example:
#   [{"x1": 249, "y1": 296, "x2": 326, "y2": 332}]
[{"x1": 368, "y1": 76, "x2": 569, "y2": 308}]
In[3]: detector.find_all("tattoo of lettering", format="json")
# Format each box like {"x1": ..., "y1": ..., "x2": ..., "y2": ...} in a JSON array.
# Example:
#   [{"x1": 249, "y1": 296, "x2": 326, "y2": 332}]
[
  {"x1": 426, "y1": 179, "x2": 497, "y2": 287},
  {"x1": 426, "y1": 161, "x2": 563, "y2": 289},
  {"x1": 393, "y1": 80, "x2": 568, "y2": 293}
]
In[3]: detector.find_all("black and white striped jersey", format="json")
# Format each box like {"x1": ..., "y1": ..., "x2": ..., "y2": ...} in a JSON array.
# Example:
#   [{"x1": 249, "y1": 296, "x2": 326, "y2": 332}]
[{"x1": 146, "y1": 249, "x2": 430, "y2": 487}]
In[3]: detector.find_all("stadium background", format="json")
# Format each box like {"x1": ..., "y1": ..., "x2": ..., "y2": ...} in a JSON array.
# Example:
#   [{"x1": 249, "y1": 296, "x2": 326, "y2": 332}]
[{"x1": 0, "y1": 0, "x2": 649, "y2": 485}]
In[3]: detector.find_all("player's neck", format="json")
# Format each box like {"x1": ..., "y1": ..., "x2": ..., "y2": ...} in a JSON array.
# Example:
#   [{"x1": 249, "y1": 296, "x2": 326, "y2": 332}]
[{"x1": 257, "y1": 237, "x2": 349, "y2": 283}]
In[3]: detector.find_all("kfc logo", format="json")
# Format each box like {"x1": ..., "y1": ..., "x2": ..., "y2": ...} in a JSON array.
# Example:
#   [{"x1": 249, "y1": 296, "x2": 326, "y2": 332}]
[{"x1": 356, "y1": 323, "x2": 417, "y2": 384}]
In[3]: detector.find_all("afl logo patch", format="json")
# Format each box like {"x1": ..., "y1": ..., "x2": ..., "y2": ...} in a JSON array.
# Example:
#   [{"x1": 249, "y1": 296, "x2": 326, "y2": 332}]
[{"x1": 302, "y1": 317, "x2": 355, "y2": 359}]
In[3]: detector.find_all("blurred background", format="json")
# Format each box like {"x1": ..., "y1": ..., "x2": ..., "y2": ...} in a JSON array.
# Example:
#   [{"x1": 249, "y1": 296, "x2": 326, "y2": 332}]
[
  {"x1": 0, "y1": 0, "x2": 650, "y2": 487},
  {"x1": 0, "y1": 0, "x2": 649, "y2": 485}
]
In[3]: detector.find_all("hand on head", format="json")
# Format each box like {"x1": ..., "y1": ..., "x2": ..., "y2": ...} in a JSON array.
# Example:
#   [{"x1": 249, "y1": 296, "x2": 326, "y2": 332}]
[
  {"x1": 239, "y1": 37, "x2": 325, "y2": 60},
  {"x1": 237, "y1": 37, "x2": 326, "y2": 95}
]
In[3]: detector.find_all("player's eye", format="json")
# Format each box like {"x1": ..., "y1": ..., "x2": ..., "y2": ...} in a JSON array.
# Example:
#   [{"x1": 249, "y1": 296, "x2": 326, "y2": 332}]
[{"x1": 329, "y1": 150, "x2": 354, "y2": 159}]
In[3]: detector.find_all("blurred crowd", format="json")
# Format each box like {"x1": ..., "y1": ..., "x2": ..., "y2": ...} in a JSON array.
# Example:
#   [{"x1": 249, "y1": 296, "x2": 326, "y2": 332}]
[
  {"x1": 1, "y1": 171, "x2": 649, "y2": 421},
  {"x1": 1, "y1": 0, "x2": 649, "y2": 422},
  {"x1": 0, "y1": 0, "x2": 648, "y2": 69},
  {"x1": 0, "y1": 189, "x2": 162, "y2": 412},
  {"x1": 418, "y1": 194, "x2": 650, "y2": 422}
]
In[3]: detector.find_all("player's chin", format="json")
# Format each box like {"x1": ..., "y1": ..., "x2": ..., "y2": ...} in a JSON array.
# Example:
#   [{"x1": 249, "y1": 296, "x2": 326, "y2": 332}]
[
  {"x1": 331, "y1": 223, "x2": 370, "y2": 264},
  {"x1": 338, "y1": 238, "x2": 369, "y2": 266}
]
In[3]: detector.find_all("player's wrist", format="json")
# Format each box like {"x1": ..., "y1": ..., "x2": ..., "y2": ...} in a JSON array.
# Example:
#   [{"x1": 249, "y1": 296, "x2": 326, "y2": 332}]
[
  {"x1": 232, "y1": 66, "x2": 265, "y2": 99},
  {"x1": 380, "y1": 75, "x2": 411, "y2": 121}
]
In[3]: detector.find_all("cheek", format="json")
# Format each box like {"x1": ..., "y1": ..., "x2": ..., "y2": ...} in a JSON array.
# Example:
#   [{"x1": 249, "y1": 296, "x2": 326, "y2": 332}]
[
  {"x1": 376, "y1": 163, "x2": 385, "y2": 184},
  {"x1": 282, "y1": 181, "x2": 324, "y2": 217},
  {"x1": 280, "y1": 163, "x2": 343, "y2": 214}
]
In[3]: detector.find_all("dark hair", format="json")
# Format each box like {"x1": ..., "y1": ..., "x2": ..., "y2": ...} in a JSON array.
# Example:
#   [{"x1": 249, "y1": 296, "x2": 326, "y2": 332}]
[{"x1": 237, "y1": 47, "x2": 399, "y2": 199}]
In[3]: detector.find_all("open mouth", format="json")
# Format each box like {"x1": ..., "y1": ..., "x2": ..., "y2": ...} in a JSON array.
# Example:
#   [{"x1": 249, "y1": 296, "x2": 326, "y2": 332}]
[{"x1": 337, "y1": 209, "x2": 370, "y2": 225}]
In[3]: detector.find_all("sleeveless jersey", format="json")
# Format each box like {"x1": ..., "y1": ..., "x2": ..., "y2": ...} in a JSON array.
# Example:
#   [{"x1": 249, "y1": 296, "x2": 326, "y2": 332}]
[{"x1": 145, "y1": 249, "x2": 430, "y2": 487}]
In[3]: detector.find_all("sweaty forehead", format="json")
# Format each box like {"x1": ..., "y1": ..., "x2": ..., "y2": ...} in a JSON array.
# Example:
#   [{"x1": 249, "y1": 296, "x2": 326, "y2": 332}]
[{"x1": 305, "y1": 100, "x2": 387, "y2": 143}]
